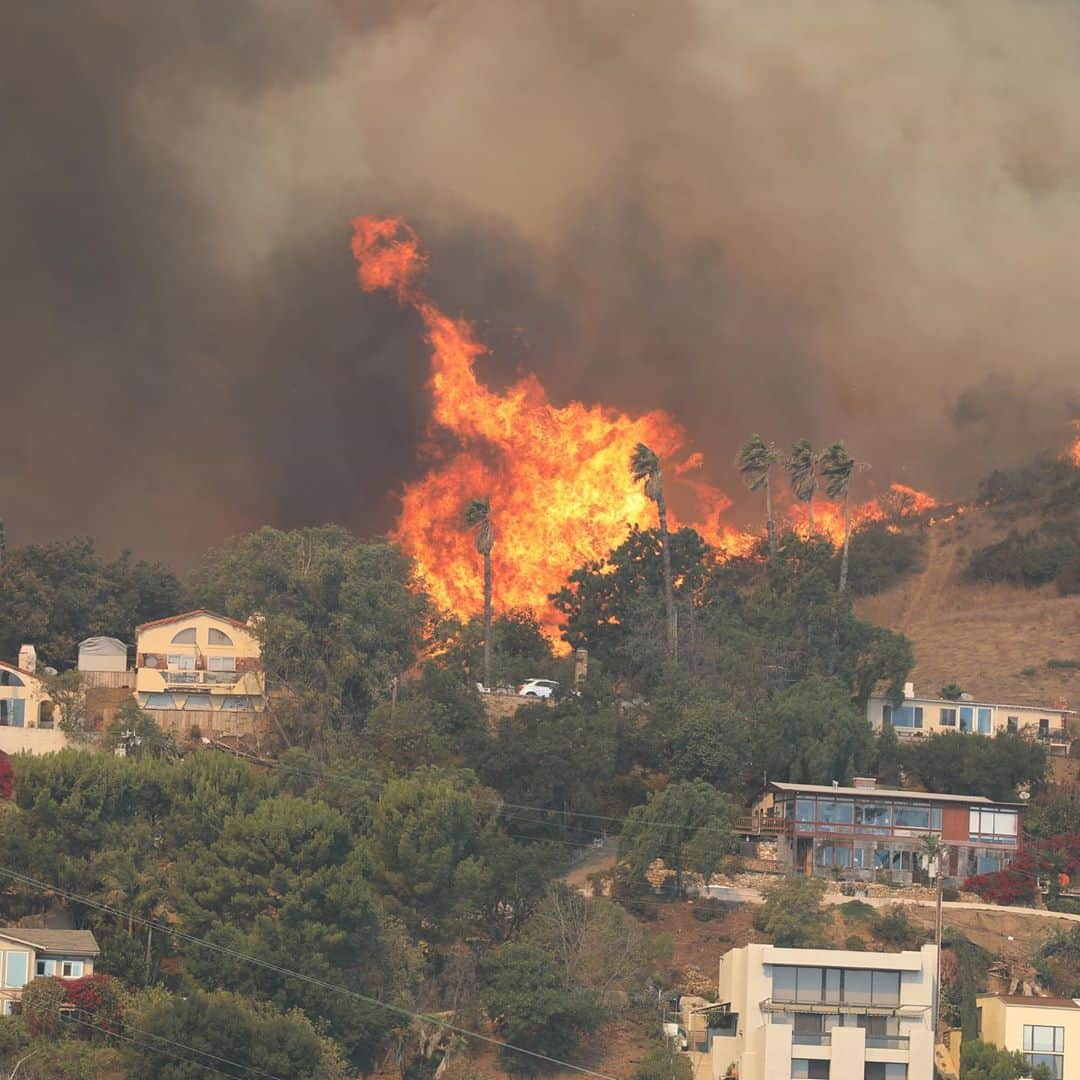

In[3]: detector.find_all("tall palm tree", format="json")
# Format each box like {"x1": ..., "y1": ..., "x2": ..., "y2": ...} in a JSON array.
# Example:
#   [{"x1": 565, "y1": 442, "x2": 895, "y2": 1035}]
[
  {"x1": 786, "y1": 439, "x2": 819, "y2": 536},
  {"x1": 630, "y1": 443, "x2": 676, "y2": 660},
  {"x1": 820, "y1": 442, "x2": 856, "y2": 591},
  {"x1": 465, "y1": 497, "x2": 495, "y2": 690},
  {"x1": 736, "y1": 435, "x2": 779, "y2": 558}
]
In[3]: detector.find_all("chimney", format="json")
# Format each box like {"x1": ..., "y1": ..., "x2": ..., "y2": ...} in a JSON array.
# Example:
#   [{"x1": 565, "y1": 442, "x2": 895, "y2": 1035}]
[
  {"x1": 17, "y1": 645, "x2": 36, "y2": 674},
  {"x1": 852, "y1": 777, "x2": 878, "y2": 790},
  {"x1": 903, "y1": 682, "x2": 914, "y2": 699}
]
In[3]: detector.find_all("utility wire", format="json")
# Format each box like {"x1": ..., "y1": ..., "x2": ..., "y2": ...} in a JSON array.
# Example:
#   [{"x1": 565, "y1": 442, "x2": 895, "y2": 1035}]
[{"x1": 0, "y1": 865, "x2": 618, "y2": 1080}]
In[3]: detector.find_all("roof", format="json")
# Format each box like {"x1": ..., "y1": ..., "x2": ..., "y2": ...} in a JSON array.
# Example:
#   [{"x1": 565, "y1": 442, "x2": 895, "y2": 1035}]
[
  {"x1": 768, "y1": 781, "x2": 1021, "y2": 807},
  {"x1": 978, "y1": 994, "x2": 1080, "y2": 1010},
  {"x1": 869, "y1": 692, "x2": 1076, "y2": 716},
  {"x1": 0, "y1": 660, "x2": 41, "y2": 682},
  {"x1": 0, "y1": 929, "x2": 99, "y2": 956},
  {"x1": 135, "y1": 609, "x2": 250, "y2": 634},
  {"x1": 78, "y1": 636, "x2": 127, "y2": 652}
]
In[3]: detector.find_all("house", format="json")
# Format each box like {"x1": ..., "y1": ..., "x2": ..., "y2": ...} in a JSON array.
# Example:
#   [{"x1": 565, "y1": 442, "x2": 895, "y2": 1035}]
[
  {"x1": 77, "y1": 636, "x2": 134, "y2": 691},
  {"x1": 866, "y1": 684, "x2": 1074, "y2": 755},
  {"x1": 678, "y1": 942, "x2": 935, "y2": 1080},
  {"x1": 751, "y1": 778, "x2": 1023, "y2": 884},
  {"x1": 135, "y1": 610, "x2": 267, "y2": 738},
  {"x1": 0, "y1": 928, "x2": 99, "y2": 1014},
  {"x1": 976, "y1": 993, "x2": 1077, "y2": 1079},
  {"x1": 0, "y1": 655, "x2": 67, "y2": 755}
]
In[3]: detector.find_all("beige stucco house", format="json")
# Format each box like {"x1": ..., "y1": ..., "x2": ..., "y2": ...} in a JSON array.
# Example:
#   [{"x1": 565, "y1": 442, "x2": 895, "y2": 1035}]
[
  {"x1": 0, "y1": 928, "x2": 99, "y2": 1014},
  {"x1": 0, "y1": 659, "x2": 68, "y2": 755},
  {"x1": 867, "y1": 685, "x2": 1073, "y2": 754},
  {"x1": 135, "y1": 610, "x2": 266, "y2": 737},
  {"x1": 976, "y1": 994, "x2": 1077, "y2": 1079},
  {"x1": 679, "y1": 942, "x2": 936, "y2": 1080}
]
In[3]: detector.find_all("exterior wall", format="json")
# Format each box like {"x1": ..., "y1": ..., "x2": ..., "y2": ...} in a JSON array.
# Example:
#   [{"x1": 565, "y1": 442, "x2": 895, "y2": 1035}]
[
  {"x1": 978, "y1": 996, "x2": 1080, "y2": 1080},
  {"x1": 0, "y1": 664, "x2": 54, "y2": 732},
  {"x1": 77, "y1": 639, "x2": 128, "y2": 673},
  {"x1": 0, "y1": 941, "x2": 34, "y2": 1014},
  {"x1": 0, "y1": 728, "x2": 70, "y2": 756},
  {"x1": 867, "y1": 694, "x2": 1073, "y2": 752},
  {"x1": 686, "y1": 943, "x2": 935, "y2": 1080},
  {"x1": 135, "y1": 613, "x2": 267, "y2": 734}
]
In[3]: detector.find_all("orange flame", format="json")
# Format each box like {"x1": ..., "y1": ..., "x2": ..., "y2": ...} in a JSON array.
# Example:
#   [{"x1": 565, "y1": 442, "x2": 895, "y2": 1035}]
[
  {"x1": 1070, "y1": 421, "x2": 1080, "y2": 468},
  {"x1": 349, "y1": 218, "x2": 936, "y2": 634}
]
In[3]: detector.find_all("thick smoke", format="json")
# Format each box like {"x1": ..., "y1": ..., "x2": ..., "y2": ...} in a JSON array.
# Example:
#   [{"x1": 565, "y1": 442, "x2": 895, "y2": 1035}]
[{"x1": 3, "y1": 0, "x2": 1079, "y2": 564}]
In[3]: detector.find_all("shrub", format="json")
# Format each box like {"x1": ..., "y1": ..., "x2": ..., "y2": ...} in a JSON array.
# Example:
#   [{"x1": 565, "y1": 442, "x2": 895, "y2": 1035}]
[
  {"x1": 21, "y1": 977, "x2": 66, "y2": 1036},
  {"x1": 838, "y1": 899, "x2": 876, "y2": 923},
  {"x1": 844, "y1": 935, "x2": 866, "y2": 951},
  {"x1": 845, "y1": 523, "x2": 924, "y2": 596},
  {"x1": 871, "y1": 905, "x2": 927, "y2": 950},
  {"x1": 1048, "y1": 659, "x2": 1080, "y2": 671},
  {"x1": 942, "y1": 886, "x2": 960, "y2": 903}
]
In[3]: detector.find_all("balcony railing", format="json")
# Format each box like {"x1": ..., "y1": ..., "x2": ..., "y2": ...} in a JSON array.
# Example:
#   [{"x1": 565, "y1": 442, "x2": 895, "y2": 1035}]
[
  {"x1": 865, "y1": 1035, "x2": 910, "y2": 1050},
  {"x1": 792, "y1": 1032, "x2": 831, "y2": 1046},
  {"x1": 162, "y1": 671, "x2": 241, "y2": 687}
]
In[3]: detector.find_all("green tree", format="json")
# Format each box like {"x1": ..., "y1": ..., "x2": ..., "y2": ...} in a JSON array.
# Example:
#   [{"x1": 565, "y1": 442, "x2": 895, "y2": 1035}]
[
  {"x1": 41, "y1": 671, "x2": 90, "y2": 741},
  {"x1": 669, "y1": 700, "x2": 752, "y2": 792},
  {"x1": 619, "y1": 780, "x2": 737, "y2": 896},
  {"x1": 100, "y1": 698, "x2": 178, "y2": 760},
  {"x1": 465, "y1": 497, "x2": 496, "y2": 691},
  {"x1": 480, "y1": 942, "x2": 604, "y2": 1072},
  {"x1": 754, "y1": 876, "x2": 830, "y2": 947},
  {"x1": 124, "y1": 988, "x2": 351, "y2": 1080},
  {"x1": 737, "y1": 434, "x2": 779, "y2": 558},
  {"x1": 786, "y1": 439, "x2": 819, "y2": 535},
  {"x1": 820, "y1": 442, "x2": 856, "y2": 591},
  {"x1": 900, "y1": 732, "x2": 1046, "y2": 801},
  {"x1": 630, "y1": 444, "x2": 676, "y2": 660},
  {"x1": 960, "y1": 1038, "x2": 1052, "y2": 1080}
]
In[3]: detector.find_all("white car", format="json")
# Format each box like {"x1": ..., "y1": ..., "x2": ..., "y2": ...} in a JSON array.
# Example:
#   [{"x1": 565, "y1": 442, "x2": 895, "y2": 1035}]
[{"x1": 518, "y1": 678, "x2": 559, "y2": 698}]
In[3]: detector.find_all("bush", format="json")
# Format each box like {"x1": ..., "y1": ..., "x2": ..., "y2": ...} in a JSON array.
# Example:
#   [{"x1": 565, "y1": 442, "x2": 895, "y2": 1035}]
[
  {"x1": 20, "y1": 977, "x2": 66, "y2": 1036},
  {"x1": 754, "y1": 877, "x2": 830, "y2": 947},
  {"x1": 845, "y1": 523, "x2": 924, "y2": 596},
  {"x1": 1048, "y1": 658, "x2": 1080, "y2": 671},
  {"x1": 942, "y1": 886, "x2": 960, "y2": 903},
  {"x1": 838, "y1": 899, "x2": 876, "y2": 923},
  {"x1": 691, "y1": 898, "x2": 739, "y2": 922},
  {"x1": 844, "y1": 935, "x2": 866, "y2": 951},
  {"x1": 871, "y1": 905, "x2": 927, "y2": 950}
]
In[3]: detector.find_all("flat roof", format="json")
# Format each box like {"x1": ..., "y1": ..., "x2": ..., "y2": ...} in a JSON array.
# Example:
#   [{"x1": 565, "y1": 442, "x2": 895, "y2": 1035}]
[
  {"x1": 870, "y1": 692, "x2": 1076, "y2": 716},
  {"x1": 978, "y1": 994, "x2": 1080, "y2": 1010},
  {"x1": 768, "y1": 781, "x2": 1021, "y2": 807}
]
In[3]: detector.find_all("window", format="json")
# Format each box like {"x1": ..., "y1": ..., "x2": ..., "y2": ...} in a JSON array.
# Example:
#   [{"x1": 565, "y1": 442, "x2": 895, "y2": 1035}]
[
  {"x1": 796, "y1": 967, "x2": 823, "y2": 1003},
  {"x1": 35, "y1": 959, "x2": 51, "y2": 976},
  {"x1": 170, "y1": 628, "x2": 197, "y2": 644},
  {"x1": 977, "y1": 707, "x2": 992, "y2": 734},
  {"x1": 871, "y1": 970, "x2": 900, "y2": 1006},
  {"x1": 773, "y1": 966, "x2": 798, "y2": 1002},
  {"x1": 855, "y1": 802, "x2": 891, "y2": 828},
  {"x1": 143, "y1": 693, "x2": 176, "y2": 709},
  {"x1": 886, "y1": 706, "x2": 923, "y2": 729},
  {"x1": 817, "y1": 800, "x2": 854, "y2": 826},
  {"x1": 208, "y1": 628, "x2": 234, "y2": 646},
  {"x1": 0, "y1": 700, "x2": 25, "y2": 728},
  {"x1": 1024, "y1": 1025, "x2": 1064, "y2": 1080},
  {"x1": 1007, "y1": 716, "x2": 1018, "y2": 733},
  {"x1": 894, "y1": 804, "x2": 931, "y2": 829},
  {"x1": 167, "y1": 653, "x2": 196, "y2": 671},
  {"x1": 940, "y1": 708, "x2": 957, "y2": 727},
  {"x1": 816, "y1": 844, "x2": 851, "y2": 868},
  {"x1": 772, "y1": 967, "x2": 901, "y2": 1007},
  {"x1": 796, "y1": 799, "x2": 816, "y2": 823},
  {"x1": 791, "y1": 1061, "x2": 829, "y2": 1079},
  {"x1": 1040, "y1": 718, "x2": 1051, "y2": 736},
  {"x1": 959, "y1": 706, "x2": 973, "y2": 732},
  {"x1": 4, "y1": 952, "x2": 28, "y2": 988},
  {"x1": 0, "y1": 671, "x2": 24, "y2": 687},
  {"x1": 864, "y1": 1066, "x2": 906, "y2": 1080},
  {"x1": 969, "y1": 808, "x2": 1018, "y2": 841},
  {"x1": 221, "y1": 696, "x2": 250, "y2": 711},
  {"x1": 181, "y1": 694, "x2": 212, "y2": 710},
  {"x1": 207, "y1": 656, "x2": 236, "y2": 672},
  {"x1": 61, "y1": 960, "x2": 83, "y2": 978}
]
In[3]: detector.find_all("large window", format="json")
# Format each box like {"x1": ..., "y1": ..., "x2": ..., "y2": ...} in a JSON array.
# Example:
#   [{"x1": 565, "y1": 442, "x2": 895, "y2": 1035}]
[
  {"x1": 167, "y1": 654, "x2": 196, "y2": 671},
  {"x1": 207, "y1": 656, "x2": 236, "y2": 672},
  {"x1": 883, "y1": 705, "x2": 923, "y2": 729},
  {"x1": 894, "y1": 805, "x2": 931, "y2": 829},
  {"x1": 959, "y1": 706, "x2": 973, "y2": 732},
  {"x1": 940, "y1": 708, "x2": 957, "y2": 727},
  {"x1": 855, "y1": 802, "x2": 891, "y2": 828},
  {"x1": 791, "y1": 1061, "x2": 829, "y2": 1079},
  {"x1": 1024, "y1": 1025, "x2": 1064, "y2": 1080},
  {"x1": 977, "y1": 707, "x2": 992, "y2": 734},
  {"x1": 816, "y1": 844, "x2": 852, "y2": 869},
  {"x1": 170, "y1": 628, "x2": 197, "y2": 644},
  {"x1": 864, "y1": 1066, "x2": 906, "y2": 1080},
  {"x1": 143, "y1": 693, "x2": 176, "y2": 709},
  {"x1": 3, "y1": 952, "x2": 28, "y2": 988},
  {"x1": 772, "y1": 967, "x2": 901, "y2": 1007},
  {"x1": 796, "y1": 799, "x2": 816, "y2": 822},
  {"x1": 969, "y1": 808, "x2": 1018, "y2": 843},
  {"x1": 0, "y1": 701, "x2": 25, "y2": 728},
  {"x1": 208, "y1": 628, "x2": 234, "y2": 646},
  {"x1": 817, "y1": 800, "x2": 854, "y2": 826}
]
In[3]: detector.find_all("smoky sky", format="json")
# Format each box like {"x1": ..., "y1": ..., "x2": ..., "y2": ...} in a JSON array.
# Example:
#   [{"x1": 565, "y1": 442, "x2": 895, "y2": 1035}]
[{"x1": 3, "y1": 0, "x2": 1080, "y2": 566}]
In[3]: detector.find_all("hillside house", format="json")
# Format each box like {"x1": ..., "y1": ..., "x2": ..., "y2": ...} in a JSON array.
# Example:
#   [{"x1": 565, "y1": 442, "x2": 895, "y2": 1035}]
[
  {"x1": 750, "y1": 778, "x2": 1023, "y2": 884},
  {"x1": 866, "y1": 685, "x2": 1074, "y2": 755},
  {"x1": 135, "y1": 610, "x2": 267, "y2": 738},
  {"x1": 0, "y1": 928, "x2": 99, "y2": 1014},
  {"x1": 0, "y1": 657, "x2": 67, "y2": 755},
  {"x1": 678, "y1": 942, "x2": 935, "y2": 1080},
  {"x1": 975, "y1": 994, "x2": 1078, "y2": 1079},
  {"x1": 77, "y1": 636, "x2": 134, "y2": 689}
]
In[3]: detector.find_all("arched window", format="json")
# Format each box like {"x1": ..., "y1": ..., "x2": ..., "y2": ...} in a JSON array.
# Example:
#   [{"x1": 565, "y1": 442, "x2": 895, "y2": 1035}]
[
  {"x1": 0, "y1": 670, "x2": 24, "y2": 687},
  {"x1": 208, "y1": 628, "x2": 234, "y2": 646},
  {"x1": 170, "y1": 628, "x2": 197, "y2": 644}
]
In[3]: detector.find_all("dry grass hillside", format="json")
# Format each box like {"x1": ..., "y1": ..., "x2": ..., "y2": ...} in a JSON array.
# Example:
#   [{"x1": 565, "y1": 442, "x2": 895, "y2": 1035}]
[{"x1": 855, "y1": 506, "x2": 1080, "y2": 710}]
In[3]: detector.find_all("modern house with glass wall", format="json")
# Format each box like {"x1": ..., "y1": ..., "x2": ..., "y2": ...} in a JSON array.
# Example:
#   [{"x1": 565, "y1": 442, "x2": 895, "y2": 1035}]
[
  {"x1": 866, "y1": 685, "x2": 1073, "y2": 755},
  {"x1": 754, "y1": 778, "x2": 1023, "y2": 883},
  {"x1": 976, "y1": 994, "x2": 1079, "y2": 1080},
  {"x1": 678, "y1": 942, "x2": 935, "y2": 1080}
]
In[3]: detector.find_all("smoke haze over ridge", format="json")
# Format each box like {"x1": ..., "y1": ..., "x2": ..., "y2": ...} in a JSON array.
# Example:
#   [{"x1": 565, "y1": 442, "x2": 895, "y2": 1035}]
[{"x1": 3, "y1": 0, "x2": 1080, "y2": 565}]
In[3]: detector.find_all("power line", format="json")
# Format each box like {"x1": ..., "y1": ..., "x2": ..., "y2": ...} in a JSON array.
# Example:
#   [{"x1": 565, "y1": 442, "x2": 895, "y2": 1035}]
[{"x1": 0, "y1": 864, "x2": 618, "y2": 1080}]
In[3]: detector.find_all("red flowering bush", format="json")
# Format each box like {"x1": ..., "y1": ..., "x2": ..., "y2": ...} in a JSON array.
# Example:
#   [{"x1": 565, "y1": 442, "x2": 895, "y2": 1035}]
[
  {"x1": 64, "y1": 974, "x2": 123, "y2": 1034},
  {"x1": 965, "y1": 833, "x2": 1080, "y2": 905},
  {"x1": 0, "y1": 752, "x2": 13, "y2": 800}
]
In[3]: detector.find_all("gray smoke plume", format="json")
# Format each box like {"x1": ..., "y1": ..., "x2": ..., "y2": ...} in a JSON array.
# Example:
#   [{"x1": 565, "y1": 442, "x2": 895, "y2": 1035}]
[{"x1": 3, "y1": 0, "x2": 1079, "y2": 563}]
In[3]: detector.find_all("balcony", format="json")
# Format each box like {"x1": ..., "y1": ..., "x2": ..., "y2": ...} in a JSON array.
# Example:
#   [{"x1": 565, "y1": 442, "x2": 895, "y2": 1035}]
[
  {"x1": 792, "y1": 1032, "x2": 831, "y2": 1046},
  {"x1": 162, "y1": 670, "x2": 241, "y2": 688},
  {"x1": 865, "y1": 1035, "x2": 910, "y2": 1050}
]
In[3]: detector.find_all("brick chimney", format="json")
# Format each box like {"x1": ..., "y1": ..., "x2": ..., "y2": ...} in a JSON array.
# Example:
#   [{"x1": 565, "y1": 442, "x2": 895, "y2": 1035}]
[
  {"x1": 17, "y1": 644, "x2": 36, "y2": 674},
  {"x1": 852, "y1": 777, "x2": 878, "y2": 790}
]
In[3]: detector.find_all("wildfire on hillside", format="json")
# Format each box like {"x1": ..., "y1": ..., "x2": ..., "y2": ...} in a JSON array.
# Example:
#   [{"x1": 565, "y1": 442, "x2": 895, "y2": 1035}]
[
  {"x1": 350, "y1": 217, "x2": 937, "y2": 635},
  {"x1": 1071, "y1": 421, "x2": 1080, "y2": 468}
]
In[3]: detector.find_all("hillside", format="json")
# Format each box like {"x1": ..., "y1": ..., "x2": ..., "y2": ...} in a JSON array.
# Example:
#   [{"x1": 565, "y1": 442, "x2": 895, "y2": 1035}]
[{"x1": 855, "y1": 505, "x2": 1080, "y2": 710}]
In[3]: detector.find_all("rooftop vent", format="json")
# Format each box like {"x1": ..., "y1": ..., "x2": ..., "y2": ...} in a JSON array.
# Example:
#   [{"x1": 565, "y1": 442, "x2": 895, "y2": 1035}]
[{"x1": 903, "y1": 682, "x2": 915, "y2": 698}]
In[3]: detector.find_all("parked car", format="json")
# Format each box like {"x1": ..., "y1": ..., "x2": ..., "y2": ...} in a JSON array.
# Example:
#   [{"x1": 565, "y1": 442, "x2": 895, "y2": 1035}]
[{"x1": 518, "y1": 678, "x2": 559, "y2": 698}]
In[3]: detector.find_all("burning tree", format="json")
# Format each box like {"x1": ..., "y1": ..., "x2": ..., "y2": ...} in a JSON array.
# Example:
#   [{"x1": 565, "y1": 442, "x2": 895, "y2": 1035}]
[
  {"x1": 736, "y1": 434, "x2": 779, "y2": 558},
  {"x1": 786, "y1": 439, "x2": 819, "y2": 535},
  {"x1": 629, "y1": 444, "x2": 675, "y2": 660},
  {"x1": 464, "y1": 497, "x2": 495, "y2": 691}
]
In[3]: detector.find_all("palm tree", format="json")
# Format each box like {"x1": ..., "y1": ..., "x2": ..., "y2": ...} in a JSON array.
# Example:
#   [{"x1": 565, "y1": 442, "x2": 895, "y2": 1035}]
[
  {"x1": 736, "y1": 435, "x2": 779, "y2": 558},
  {"x1": 820, "y1": 442, "x2": 856, "y2": 591},
  {"x1": 465, "y1": 497, "x2": 495, "y2": 690},
  {"x1": 786, "y1": 439, "x2": 819, "y2": 536},
  {"x1": 630, "y1": 443, "x2": 676, "y2": 660}
]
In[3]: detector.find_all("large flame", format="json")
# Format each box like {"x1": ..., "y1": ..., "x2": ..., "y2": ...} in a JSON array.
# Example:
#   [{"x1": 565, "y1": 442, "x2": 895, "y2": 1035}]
[
  {"x1": 349, "y1": 217, "x2": 935, "y2": 634},
  {"x1": 1070, "y1": 421, "x2": 1080, "y2": 468}
]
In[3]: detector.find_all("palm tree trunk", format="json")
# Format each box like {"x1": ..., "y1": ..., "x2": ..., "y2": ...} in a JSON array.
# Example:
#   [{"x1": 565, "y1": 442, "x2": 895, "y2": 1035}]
[
  {"x1": 656, "y1": 494, "x2": 677, "y2": 661},
  {"x1": 807, "y1": 497, "x2": 815, "y2": 537},
  {"x1": 764, "y1": 476, "x2": 777, "y2": 558},
  {"x1": 482, "y1": 551, "x2": 493, "y2": 690},
  {"x1": 839, "y1": 496, "x2": 851, "y2": 592}
]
